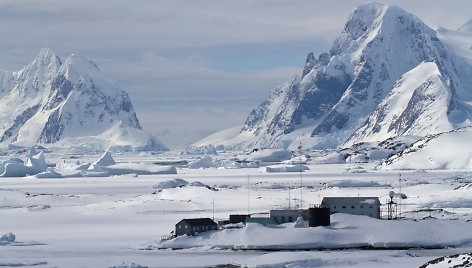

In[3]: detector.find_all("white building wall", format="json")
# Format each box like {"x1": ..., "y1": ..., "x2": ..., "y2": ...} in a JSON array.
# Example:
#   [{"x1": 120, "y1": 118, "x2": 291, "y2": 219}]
[{"x1": 321, "y1": 197, "x2": 381, "y2": 219}]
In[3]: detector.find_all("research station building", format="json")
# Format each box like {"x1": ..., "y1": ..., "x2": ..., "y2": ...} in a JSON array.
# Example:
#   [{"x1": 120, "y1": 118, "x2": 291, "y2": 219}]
[
  {"x1": 175, "y1": 218, "x2": 218, "y2": 236},
  {"x1": 320, "y1": 197, "x2": 381, "y2": 219}
]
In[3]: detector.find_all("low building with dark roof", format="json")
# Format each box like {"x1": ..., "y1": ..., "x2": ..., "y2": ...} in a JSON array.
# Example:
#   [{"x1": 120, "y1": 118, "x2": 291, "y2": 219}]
[
  {"x1": 229, "y1": 214, "x2": 251, "y2": 224},
  {"x1": 175, "y1": 218, "x2": 218, "y2": 236}
]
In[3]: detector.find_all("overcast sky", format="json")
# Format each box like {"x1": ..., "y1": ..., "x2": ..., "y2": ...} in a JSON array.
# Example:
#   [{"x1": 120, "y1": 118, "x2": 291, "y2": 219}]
[{"x1": 1, "y1": 0, "x2": 471, "y2": 149}]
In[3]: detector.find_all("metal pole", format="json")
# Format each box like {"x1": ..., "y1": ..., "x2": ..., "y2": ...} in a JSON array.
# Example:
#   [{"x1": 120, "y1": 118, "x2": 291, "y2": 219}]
[
  {"x1": 247, "y1": 175, "x2": 250, "y2": 215},
  {"x1": 288, "y1": 186, "x2": 291, "y2": 209},
  {"x1": 300, "y1": 166, "x2": 303, "y2": 209},
  {"x1": 399, "y1": 173, "x2": 402, "y2": 218},
  {"x1": 212, "y1": 198, "x2": 215, "y2": 221}
]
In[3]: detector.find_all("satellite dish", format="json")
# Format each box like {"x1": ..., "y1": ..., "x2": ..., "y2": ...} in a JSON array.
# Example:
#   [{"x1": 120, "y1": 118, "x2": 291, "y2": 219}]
[{"x1": 388, "y1": 191, "x2": 395, "y2": 199}]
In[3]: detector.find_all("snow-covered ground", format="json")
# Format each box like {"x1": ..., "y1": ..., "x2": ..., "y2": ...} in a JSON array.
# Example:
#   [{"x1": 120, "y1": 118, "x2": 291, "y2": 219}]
[{"x1": 1, "y1": 150, "x2": 472, "y2": 267}]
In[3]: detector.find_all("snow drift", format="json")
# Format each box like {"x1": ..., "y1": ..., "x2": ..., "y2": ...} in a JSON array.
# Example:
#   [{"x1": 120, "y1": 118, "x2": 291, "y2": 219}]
[{"x1": 160, "y1": 213, "x2": 472, "y2": 250}]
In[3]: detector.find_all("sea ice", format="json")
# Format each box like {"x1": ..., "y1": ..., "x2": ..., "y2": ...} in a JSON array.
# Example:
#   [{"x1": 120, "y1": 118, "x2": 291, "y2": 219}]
[
  {"x1": 261, "y1": 164, "x2": 309, "y2": 173},
  {"x1": 153, "y1": 178, "x2": 189, "y2": 190},
  {"x1": 0, "y1": 232, "x2": 15, "y2": 245},
  {"x1": 92, "y1": 151, "x2": 116, "y2": 166},
  {"x1": 0, "y1": 149, "x2": 48, "y2": 177},
  {"x1": 242, "y1": 149, "x2": 293, "y2": 163}
]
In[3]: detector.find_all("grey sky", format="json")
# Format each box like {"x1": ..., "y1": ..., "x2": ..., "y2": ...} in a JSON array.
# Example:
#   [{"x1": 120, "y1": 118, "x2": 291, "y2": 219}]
[{"x1": 1, "y1": 0, "x2": 471, "y2": 149}]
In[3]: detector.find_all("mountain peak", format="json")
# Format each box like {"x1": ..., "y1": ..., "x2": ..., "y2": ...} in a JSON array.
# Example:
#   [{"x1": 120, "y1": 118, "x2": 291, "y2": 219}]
[
  {"x1": 217, "y1": 3, "x2": 472, "y2": 151},
  {"x1": 35, "y1": 48, "x2": 62, "y2": 68},
  {"x1": 0, "y1": 50, "x2": 167, "y2": 151},
  {"x1": 340, "y1": 2, "x2": 386, "y2": 39},
  {"x1": 302, "y1": 52, "x2": 315, "y2": 77}
]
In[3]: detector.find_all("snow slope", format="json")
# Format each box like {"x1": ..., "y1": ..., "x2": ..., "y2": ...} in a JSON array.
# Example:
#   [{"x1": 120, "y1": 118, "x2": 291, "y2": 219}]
[
  {"x1": 381, "y1": 127, "x2": 472, "y2": 170},
  {"x1": 345, "y1": 62, "x2": 454, "y2": 145},
  {"x1": 0, "y1": 48, "x2": 167, "y2": 151}
]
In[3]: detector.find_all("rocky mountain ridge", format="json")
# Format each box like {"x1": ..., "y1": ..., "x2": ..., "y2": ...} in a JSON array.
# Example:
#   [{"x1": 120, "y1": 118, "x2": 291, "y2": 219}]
[{"x1": 211, "y1": 3, "x2": 472, "y2": 150}]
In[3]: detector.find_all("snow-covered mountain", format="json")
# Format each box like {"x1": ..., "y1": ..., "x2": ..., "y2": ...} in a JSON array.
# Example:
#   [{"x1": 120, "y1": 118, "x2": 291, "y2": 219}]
[
  {"x1": 204, "y1": 3, "x2": 472, "y2": 150},
  {"x1": 0, "y1": 48, "x2": 168, "y2": 151},
  {"x1": 380, "y1": 126, "x2": 472, "y2": 170}
]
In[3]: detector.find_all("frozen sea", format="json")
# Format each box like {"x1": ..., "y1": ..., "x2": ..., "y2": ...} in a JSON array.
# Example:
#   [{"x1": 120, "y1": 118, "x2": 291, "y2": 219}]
[{"x1": 1, "y1": 150, "x2": 471, "y2": 267}]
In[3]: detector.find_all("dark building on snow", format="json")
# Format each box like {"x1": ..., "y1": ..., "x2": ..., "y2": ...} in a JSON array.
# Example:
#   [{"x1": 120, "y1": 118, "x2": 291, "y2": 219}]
[{"x1": 175, "y1": 218, "x2": 218, "y2": 236}]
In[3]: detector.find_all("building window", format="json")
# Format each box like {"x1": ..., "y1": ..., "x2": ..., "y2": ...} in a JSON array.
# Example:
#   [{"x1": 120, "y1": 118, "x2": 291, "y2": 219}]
[
  {"x1": 289, "y1": 216, "x2": 293, "y2": 222},
  {"x1": 369, "y1": 205, "x2": 373, "y2": 208},
  {"x1": 360, "y1": 206, "x2": 364, "y2": 209},
  {"x1": 342, "y1": 206, "x2": 346, "y2": 209},
  {"x1": 351, "y1": 205, "x2": 355, "y2": 209},
  {"x1": 333, "y1": 206, "x2": 337, "y2": 209},
  {"x1": 282, "y1": 216, "x2": 286, "y2": 222},
  {"x1": 185, "y1": 225, "x2": 188, "y2": 229},
  {"x1": 179, "y1": 225, "x2": 182, "y2": 229}
]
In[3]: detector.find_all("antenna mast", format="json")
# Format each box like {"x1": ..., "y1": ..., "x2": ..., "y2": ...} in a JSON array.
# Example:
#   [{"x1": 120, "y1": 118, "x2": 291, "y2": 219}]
[
  {"x1": 300, "y1": 164, "x2": 303, "y2": 209},
  {"x1": 399, "y1": 173, "x2": 402, "y2": 218},
  {"x1": 288, "y1": 186, "x2": 291, "y2": 209},
  {"x1": 247, "y1": 175, "x2": 250, "y2": 215}
]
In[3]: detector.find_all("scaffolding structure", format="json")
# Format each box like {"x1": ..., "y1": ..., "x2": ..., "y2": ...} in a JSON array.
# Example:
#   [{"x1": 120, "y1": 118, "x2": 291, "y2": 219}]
[{"x1": 386, "y1": 191, "x2": 398, "y2": 220}]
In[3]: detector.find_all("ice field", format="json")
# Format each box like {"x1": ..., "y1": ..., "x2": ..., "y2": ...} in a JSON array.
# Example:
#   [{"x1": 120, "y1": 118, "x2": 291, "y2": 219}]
[{"x1": 0, "y1": 150, "x2": 472, "y2": 267}]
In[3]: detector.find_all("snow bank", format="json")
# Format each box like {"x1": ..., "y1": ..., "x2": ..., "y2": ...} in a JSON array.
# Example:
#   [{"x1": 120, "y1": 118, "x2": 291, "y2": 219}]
[
  {"x1": 234, "y1": 252, "x2": 323, "y2": 268},
  {"x1": 109, "y1": 262, "x2": 148, "y2": 268},
  {"x1": 420, "y1": 252, "x2": 472, "y2": 267},
  {"x1": 34, "y1": 169, "x2": 63, "y2": 179},
  {"x1": 160, "y1": 214, "x2": 472, "y2": 250},
  {"x1": 224, "y1": 161, "x2": 259, "y2": 169},
  {"x1": 0, "y1": 232, "x2": 15, "y2": 245},
  {"x1": 181, "y1": 144, "x2": 217, "y2": 155},
  {"x1": 98, "y1": 163, "x2": 177, "y2": 176},
  {"x1": 310, "y1": 151, "x2": 347, "y2": 164},
  {"x1": 59, "y1": 160, "x2": 177, "y2": 177},
  {"x1": 242, "y1": 149, "x2": 293, "y2": 163},
  {"x1": 329, "y1": 180, "x2": 386, "y2": 188},
  {"x1": 153, "y1": 178, "x2": 188, "y2": 190},
  {"x1": 293, "y1": 217, "x2": 306, "y2": 228},
  {"x1": 346, "y1": 153, "x2": 369, "y2": 163},
  {"x1": 282, "y1": 155, "x2": 309, "y2": 164},
  {"x1": 188, "y1": 156, "x2": 258, "y2": 169},
  {"x1": 188, "y1": 156, "x2": 218, "y2": 169},
  {"x1": 75, "y1": 152, "x2": 177, "y2": 176},
  {"x1": 152, "y1": 179, "x2": 214, "y2": 192},
  {"x1": 56, "y1": 161, "x2": 90, "y2": 171},
  {"x1": 382, "y1": 127, "x2": 472, "y2": 170},
  {"x1": 261, "y1": 164, "x2": 309, "y2": 173}
]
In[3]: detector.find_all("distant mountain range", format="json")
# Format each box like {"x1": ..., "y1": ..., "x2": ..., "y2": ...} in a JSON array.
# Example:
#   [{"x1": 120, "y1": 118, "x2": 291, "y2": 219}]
[
  {"x1": 196, "y1": 3, "x2": 472, "y2": 150},
  {"x1": 0, "y1": 48, "x2": 167, "y2": 151}
]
